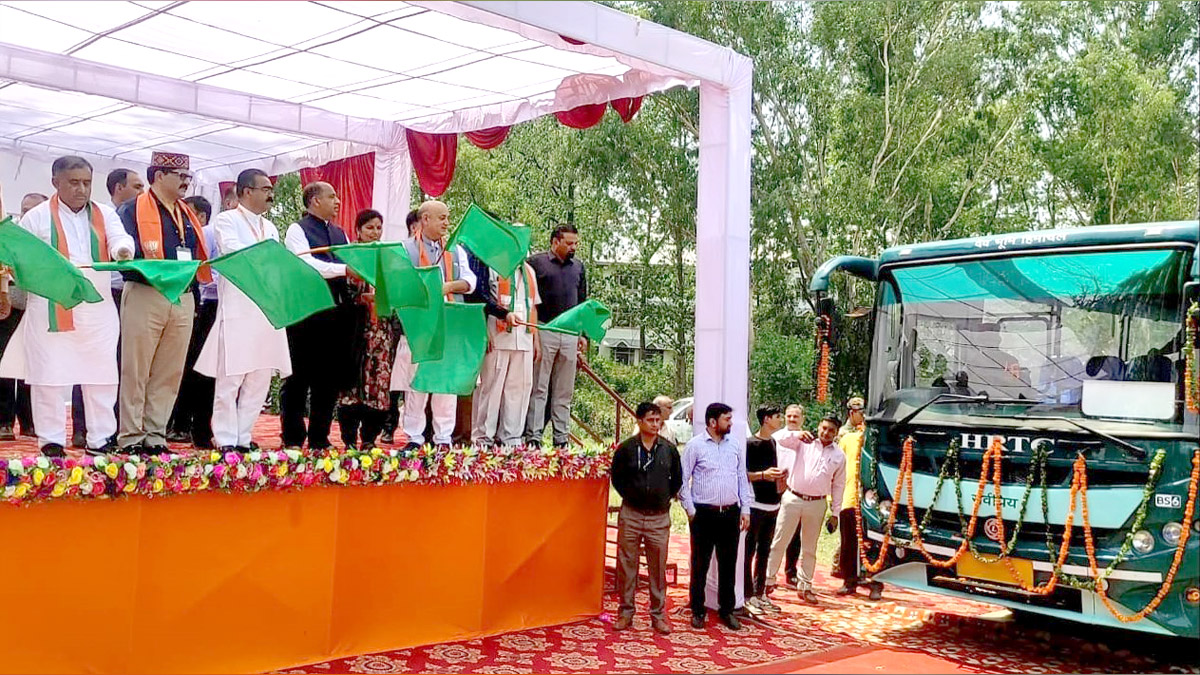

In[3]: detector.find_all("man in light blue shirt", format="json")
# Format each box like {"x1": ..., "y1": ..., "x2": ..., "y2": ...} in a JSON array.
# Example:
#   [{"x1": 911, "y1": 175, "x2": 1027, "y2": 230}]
[{"x1": 679, "y1": 402, "x2": 752, "y2": 630}]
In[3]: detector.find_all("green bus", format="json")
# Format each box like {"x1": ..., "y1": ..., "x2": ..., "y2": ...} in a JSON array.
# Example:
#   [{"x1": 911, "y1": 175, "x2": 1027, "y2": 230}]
[{"x1": 811, "y1": 221, "x2": 1199, "y2": 637}]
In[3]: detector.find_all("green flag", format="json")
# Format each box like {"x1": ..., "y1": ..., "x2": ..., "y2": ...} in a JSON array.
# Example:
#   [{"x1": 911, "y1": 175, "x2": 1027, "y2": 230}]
[
  {"x1": 447, "y1": 204, "x2": 532, "y2": 278},
  {"x1": 93, "y1": 259, "x2": 200, "y2": 304},
  {"x1": 207, "y1": 239, "x2": 334, "y2": 329},
  {"x1": 396, "y1": 267, "x2": 445, "y2": 363},
  {"x1": 411, "y1": 303, "x2": 488, "y2": 396},
  {"x1": 331, "y1": 242, "x2": 429, "y2": 317},
  {"x1": 0, "y1": 217, "x2": 101, "y2": 308},
  {"x1": 543, "y1": 299, "x2": 612, "y2": 342}
]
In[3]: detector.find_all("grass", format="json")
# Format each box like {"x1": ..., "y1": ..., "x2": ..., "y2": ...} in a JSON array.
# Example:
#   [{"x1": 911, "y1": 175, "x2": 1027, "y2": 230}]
[{"x1": 609, "y1": 486, "x2": 840, "y2": 567}]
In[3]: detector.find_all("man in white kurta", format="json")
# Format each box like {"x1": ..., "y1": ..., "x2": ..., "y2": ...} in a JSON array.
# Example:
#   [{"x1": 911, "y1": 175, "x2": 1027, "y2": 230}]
[
  {"x1": 195, "y1": 169, "x2": 291, "y2": 450},
  {"x1": 0, "y1": 156, "x2": 134, "y2": 456},
  {"x1": 471, "y1": 263, "x2": 540, "y2": 447}
]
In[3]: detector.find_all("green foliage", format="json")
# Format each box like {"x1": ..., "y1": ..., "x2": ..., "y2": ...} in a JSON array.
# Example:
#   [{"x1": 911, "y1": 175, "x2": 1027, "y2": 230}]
[
  {"x1": 572, "y1": 356, "x2": 675, "y2": 444},
  {"x1": 267, "y1": 173, "x2": 303, "y2": 236}
]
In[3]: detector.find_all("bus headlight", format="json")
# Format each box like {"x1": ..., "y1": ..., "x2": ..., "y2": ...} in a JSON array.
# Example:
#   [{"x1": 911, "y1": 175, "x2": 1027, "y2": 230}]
[
  {"x1": 1131, "y1": 530, "x2": 1155, "y2": 554},
  {"x1": 1162, "y1": 522, "x2": 1183, "y2": 546},
  {"x1": 879, "y1": 500, "x2": 894, "y2": 517},
  {"x1": 863, "y1": 489, "x2": 879, "y2": 509}
]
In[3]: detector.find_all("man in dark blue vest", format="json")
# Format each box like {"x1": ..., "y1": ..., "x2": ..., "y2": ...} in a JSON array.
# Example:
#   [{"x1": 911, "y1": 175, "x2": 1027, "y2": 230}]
[{"x1": 281, "y1": 181, "x2": 353, "y2": 449}]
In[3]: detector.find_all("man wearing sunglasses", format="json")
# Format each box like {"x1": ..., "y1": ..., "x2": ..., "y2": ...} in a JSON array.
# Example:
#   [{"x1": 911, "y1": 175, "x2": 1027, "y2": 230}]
[{"x1": 115, "y1": 151, "x2": 212, "y2": 455}]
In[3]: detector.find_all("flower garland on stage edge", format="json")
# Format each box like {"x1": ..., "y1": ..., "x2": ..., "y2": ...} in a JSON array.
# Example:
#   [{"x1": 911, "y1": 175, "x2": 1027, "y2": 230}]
[
  {"x1": 1, "y1": 444, "x2": 615, "y2": 506},
  {"x1": 854, "y1": 434, "x2": 1200, "y2": 621}
]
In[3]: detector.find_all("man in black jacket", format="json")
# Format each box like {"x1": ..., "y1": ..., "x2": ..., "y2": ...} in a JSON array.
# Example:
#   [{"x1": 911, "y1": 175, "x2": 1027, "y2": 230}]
[{"x1": 610, "y1": 402, "x2": 682, "y2": 635}]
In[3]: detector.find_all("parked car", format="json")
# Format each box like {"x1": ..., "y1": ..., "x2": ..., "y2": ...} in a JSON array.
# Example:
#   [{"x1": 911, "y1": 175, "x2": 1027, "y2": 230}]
[{"x1": 663, "y1": 396, "x2": 693, "y2": 445}]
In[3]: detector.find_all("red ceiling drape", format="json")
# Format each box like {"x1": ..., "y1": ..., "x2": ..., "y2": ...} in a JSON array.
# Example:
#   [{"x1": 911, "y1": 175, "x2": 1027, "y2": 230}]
[
  {"x1": 406, "y1": 129, "x2": 458, "y2": 197},
  {"x1": 298, "y1": 152, "x2": 375, "y2": 239},
  {"x1": 611, "y1": 96, "x2": 644, "y2": 123},
  {"x1": 554, "y1": 102, "x2": 608, "y2": 129},
  {"x1": 464, "y1": 126, "x2": 512, "y2": 150}
]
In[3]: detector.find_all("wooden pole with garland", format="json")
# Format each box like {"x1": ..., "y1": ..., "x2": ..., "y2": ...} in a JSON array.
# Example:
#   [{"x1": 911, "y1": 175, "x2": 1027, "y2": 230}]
[
  {"x1": 1186, "y1": 301, "x2": 1199, "y2": 414},
  {"x1": 854, "y1": 433, "x2": 1200, "y2": 621}
]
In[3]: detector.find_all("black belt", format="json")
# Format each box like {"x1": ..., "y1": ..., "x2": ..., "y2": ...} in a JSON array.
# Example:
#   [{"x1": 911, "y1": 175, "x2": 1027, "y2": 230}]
[
  {"x1": 788, "y1": 489, "x2": 826, "y2": 501},
  {"x1": 695, "y1": 503, "x2": 740, "y2": 514}
]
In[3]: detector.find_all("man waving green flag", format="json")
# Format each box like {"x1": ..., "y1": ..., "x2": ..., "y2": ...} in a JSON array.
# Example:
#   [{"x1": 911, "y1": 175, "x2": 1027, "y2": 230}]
[
  {"x1": 207, "y1": 239, "x2": 334, "y2": 329},
  {"x1": 331, "y1": 242, "x2": 430, "y2": 317},
  {"x1": 446, "y1": 204, "x2": 532, "y2": 278},
  {"x1": 0, "y1": 217, "x2": 101, "y2": 308}
]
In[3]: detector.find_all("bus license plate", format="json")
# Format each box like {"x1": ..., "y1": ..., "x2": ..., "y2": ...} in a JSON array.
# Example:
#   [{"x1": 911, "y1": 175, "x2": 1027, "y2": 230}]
[{"x1": 956, "y1": 555, "x2": 1033, "y2": 587}]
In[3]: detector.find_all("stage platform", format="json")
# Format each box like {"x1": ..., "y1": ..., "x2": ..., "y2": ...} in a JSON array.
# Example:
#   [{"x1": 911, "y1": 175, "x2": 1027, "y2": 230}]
[{"x1": 0, "y1": 416, "x2": 609, "y2": 674}]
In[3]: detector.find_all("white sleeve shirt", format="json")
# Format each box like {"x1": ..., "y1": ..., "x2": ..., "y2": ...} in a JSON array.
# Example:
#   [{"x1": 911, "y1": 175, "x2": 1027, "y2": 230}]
[{"x1": 285, "y1": 222, "x2": 346, "y2": 279}]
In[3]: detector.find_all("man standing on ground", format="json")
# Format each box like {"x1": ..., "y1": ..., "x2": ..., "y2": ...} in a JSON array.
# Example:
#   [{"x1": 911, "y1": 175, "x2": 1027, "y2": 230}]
[
  {"x1": 3, "y1": 157, "x2": 133, "y2": 457},
  {"x1": 524, "y1": 225, "x2": 586, "y2": 449},
  {"x1": 772, "y1": 403, "x2": 807, "y2": 588},
  {"x1": 653, "y1": 395, "x2": 678, "y2": 446},
  {"x1": 765, "y1": 415, "x2": 846, "y2": 605},
  {"x1": 281, "y1": 182, "x2": 353, "y2": 450},
  {"x1": 744, "y1": 404, "x2": 786, "y2": 613},
  {"x1": 679, "y1": 402, "x2": 751, "y2": 630},
  {"x1": 197, "y1": 170, "x2": 290, "y2": 452},
  {"x1": 390, "y1": 200, "x2": 476, "y2": 450},
  {"x1": 116, "y1": 151, "x2": 210, "y2": 455},
  {"x1": 611, "y1": 402, "x2": 682, "y2": 635},
  {"x1": 835, "y1": 425, "x2": 883, "y2": 601}
]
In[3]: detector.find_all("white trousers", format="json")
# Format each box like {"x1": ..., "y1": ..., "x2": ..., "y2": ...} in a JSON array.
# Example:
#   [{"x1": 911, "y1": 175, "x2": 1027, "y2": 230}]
[
  {"x1": 471, "y1": 348, "x2": 533, "y2": 446},
  {"x1": 212, "y1": 368, "x2": 273, "y2": 448},
  {"x1": 32, "y1": 383, "x2": 117, "y2": 449},
  {"x1": 765, "y1": 492, "x2": 828, "y2": 592},
  {"x1": 403, "y1": 391, "x2": 456, "y2": 446}
]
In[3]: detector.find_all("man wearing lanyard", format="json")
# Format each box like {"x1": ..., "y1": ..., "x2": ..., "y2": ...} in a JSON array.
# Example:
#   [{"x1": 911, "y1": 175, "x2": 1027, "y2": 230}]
[
  {"x1": 764, "y1": 415, "x2": 846, "y2": 605},
  {"x1": 116, "y1": 151, "x2": 211, "y2": 455},
  {"x1": 610, "y1": 402, "x2": 682, "y2": 634},
  {"x1": 391, "y1": 200, "x2": 476, "y2": 450},
  {"x1": 196, "y1": 169, "x2": 292, "y2": 452},
  {"x1": 679, "y1": 402, "x2": 752, "y2": 630}
]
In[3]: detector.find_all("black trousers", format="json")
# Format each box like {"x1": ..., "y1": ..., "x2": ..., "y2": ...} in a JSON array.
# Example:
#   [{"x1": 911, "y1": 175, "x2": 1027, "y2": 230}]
[
  {"x1": 281, "y1": 307, "x2": 352, "y2": 449},
  {"x1": 689, "y1": 505, "x2": 740, "y2": 616},
  {"x1": 0, "y1": 309, "x2": 33, "y2": 433},
  {"x1": 168, "y1": 299, "x2": 217, "y2": 445},
  {"x1": 381, "y1": 391, "x2": 402, "y2": 435},
  {"x1": 785, "y1": 526, "x2": 802, "y2": 577},
  {"x1": 744, "y1": 507, "x2": 778, "y2": 598},
  {"x1": 338, "y1": 403, "x2": 386, "y2": 449},
  {"x1": 838, "y1": 508, "x2": 863, "y2": 583}
]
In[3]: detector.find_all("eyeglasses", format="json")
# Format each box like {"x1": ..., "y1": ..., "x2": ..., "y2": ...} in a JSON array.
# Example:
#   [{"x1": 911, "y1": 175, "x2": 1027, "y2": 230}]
[
  {"x1": 167, "y1": 170, "x2": 193, "y2": 182},
  {"x1": 249, "y1": 185, "x2": 275, "y2": 194}
]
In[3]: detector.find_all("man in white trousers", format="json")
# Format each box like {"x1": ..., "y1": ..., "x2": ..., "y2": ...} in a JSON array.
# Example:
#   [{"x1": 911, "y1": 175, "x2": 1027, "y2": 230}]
[
  {"x1": 195, "y1": 169, "x2": 291, "y2": 451},
  {"x1": 471, "y1": 261, "x2": 540, "y2": 447},
  {"x1": 391, "y1": 200, "x2": 476, "y2": 450},
  {"x1": 0, "y1": 156, "x2": 134, "y2": 457}
]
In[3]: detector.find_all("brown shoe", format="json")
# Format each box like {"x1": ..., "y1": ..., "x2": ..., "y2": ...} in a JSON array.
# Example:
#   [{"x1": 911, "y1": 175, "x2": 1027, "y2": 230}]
[
  {"x1": 613, "y1": 614, "x2": 632, "y2": 631},
  {"x1": 800, "y1": 589, "x2": 819, "y2": 605},
  {"x1": 651, "y1": 617, "x2": 671, "y2": 635}
]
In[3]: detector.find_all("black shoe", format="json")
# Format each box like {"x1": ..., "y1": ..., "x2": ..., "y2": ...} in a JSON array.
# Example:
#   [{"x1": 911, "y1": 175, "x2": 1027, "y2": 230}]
[
  {"x1": 403, "y1": 442, "x2": 421, "y2": 452},
  {"x1": 166, "y1": 430, "x2": 189, "y2": 443},
  {"x1": 40, "y1": 442, "x2": 66, "y2": 458},
  {"x1": 690, "y1": 613, "x2": 705, "y2": 629},
  {"x1": 719, "y1": 613, "x2": 742, "y2": 631},
  {"x1": 0, "y1": 425, "x2": 15, "y2": 441},
  {"x1": 192, "y1": 436, "x2": 214, "y2": 450},
  {"x1": 247, "y1": 441, "x2": 260, "y2": 451},
  {"x1": 835, "y1": 583, "x2": 857, "y2": 596},
  {"x1": 85, "y1": 441, "x2": 120, "y2": 457},
  {"x1": 218, "y1": 445, "x2": 237, "y2": 453},
  {"x1": 380, "y1": 430, "x2": 394, "y2": 445},
  {"x1": 71, "y1": 433, "x2": 87, "y2": 449},
  {"x1": 141, "y1": 444, "x2": 169, "y2": 456},
  {"x1": 867, "y1": 583, "x2": 883, "y2": 602},
  {"x1": 526, "y1": 439, "x2": 542, "y2": 449}
]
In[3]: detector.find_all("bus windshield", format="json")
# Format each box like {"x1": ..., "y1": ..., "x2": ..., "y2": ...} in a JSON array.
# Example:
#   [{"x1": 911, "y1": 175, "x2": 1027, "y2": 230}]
[{"x1": 871, "y1": 247, "x2": 1192, "y2": 431}]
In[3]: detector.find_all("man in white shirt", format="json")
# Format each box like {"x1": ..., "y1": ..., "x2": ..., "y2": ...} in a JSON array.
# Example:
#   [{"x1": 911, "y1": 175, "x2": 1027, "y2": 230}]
[
  {"x1": 390, "y1": 200, "x2": 476, "y2": 450},
  {"x1": 764, "y1": 414, "x2": 846, "y2": 604},
  {"x1": 1, "y1": 156, "x2": 134, "y2": 456},
  {"x1": 196, "y1": 169, "x2": 292, "y2": 451},
  {"x1": 281, "y1": 182, "x2": 353, "y2": 450},
  {"x1": 771, "y1": 403, "x2": 807, "y2": 586},
  {"x1": 471, "y1": 261, "x2": 540, "y2": 447},
  {"x1": 653, "y1": 395, "x2": 678, "y2": 446}
]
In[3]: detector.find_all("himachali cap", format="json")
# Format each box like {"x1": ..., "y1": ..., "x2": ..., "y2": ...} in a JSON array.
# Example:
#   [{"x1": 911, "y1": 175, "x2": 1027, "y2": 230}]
[{"x1": 150, "y1": 150, "x2": 190, "y2": 171}]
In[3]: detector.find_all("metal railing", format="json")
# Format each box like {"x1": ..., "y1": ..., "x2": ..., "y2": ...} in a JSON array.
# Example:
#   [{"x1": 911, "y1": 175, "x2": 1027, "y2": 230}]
[{"x1": 577, "y1": 356, "x2": 637, "y2": 446}]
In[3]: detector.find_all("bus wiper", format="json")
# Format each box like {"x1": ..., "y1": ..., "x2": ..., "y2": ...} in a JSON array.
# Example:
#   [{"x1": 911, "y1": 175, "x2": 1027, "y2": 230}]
[
  {"x1": 1011, "y1": 414, "x2": 1147, "y2": 460},
  {"x1": 894, "y1": 392, "x2": 1031, "y2": 429}
]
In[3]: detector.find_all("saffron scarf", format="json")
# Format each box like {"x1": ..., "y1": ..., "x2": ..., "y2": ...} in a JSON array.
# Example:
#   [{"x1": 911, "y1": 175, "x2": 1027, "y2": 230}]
[
  {"x1": 134, "y1": 191, "x2": 212, "y2": 282},
  {"x1": 47, "y1": 195, "x2": 109, "y2": 332}
]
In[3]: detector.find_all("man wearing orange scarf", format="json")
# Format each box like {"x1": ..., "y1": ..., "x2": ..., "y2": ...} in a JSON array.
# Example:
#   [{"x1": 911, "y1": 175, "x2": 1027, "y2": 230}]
[
  {"x1": 114, "y1": 151, "x2": 210, "y2": 455},
  {"x1": 0, "y1": 156, "x2": 133, "y2": 457}
]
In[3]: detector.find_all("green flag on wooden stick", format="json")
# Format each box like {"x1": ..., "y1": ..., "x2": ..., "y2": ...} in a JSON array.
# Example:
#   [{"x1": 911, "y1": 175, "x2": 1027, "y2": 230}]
[
  {"x1": 410, "y1": 302, "x2": 488, "y2": 396},
  {"x1": 93, "y1": 259, "x2": 200, "y2": 304},
  {"x1": 542, "y1": 299, "x2": 612, "y2": 342},
  {"x1": 207, "y1": 239, "x2": 334, "y2": 329},
  {"x1": 446, "y1": 204, "x2": 532, "y2": 278},
  {"x1": 0, "y1": 217, "x2": 101, "y2": 308},
  {"x1": 396, "y1": 267, "x2": 446, "y2": 363},
  {"x1": 331, "y1": 242, "x2": 429, "y2": 317}
]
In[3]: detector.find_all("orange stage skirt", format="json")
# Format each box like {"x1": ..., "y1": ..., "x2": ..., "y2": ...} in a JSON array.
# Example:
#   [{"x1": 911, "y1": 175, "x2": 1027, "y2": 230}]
[{"x1": 0, "y1": 478, "x2": 608, "y2": 674}]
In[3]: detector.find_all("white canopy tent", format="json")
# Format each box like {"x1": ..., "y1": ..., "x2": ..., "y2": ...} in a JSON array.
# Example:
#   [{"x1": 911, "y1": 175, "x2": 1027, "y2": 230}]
[{"x1": 0, "y1": 0, "x2": 752, "y2": 433}]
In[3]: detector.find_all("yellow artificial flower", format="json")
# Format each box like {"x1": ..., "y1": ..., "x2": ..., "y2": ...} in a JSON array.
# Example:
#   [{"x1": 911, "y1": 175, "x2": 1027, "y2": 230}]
[
  {"x1": 123, "y1": 481, "x2": 137, "y2": 493},
  {"x1": 276, "y1": 464, "x2": 287, "y2": 477},
  {"x1": 153, "y1": 479, "x2": 164, "y2": 493},
  {"x1": 105, "y1": 463, "x2": 120, "y2": 479},
  {"x1": 361, "y1": 456, "x2": 373, "y2": 469},
  {"x1": 69, "y1": 466, "x2": 84, "y2": 485},
  {"x1": 14, "y1": 484, "x2": 29, "y2": 498},
  {"x1": 32, "y1": 468, "x2": 45, "y2": 486},
  {"x1": 370, "y1": 447, "x2": 383, "y2": 457},
  {"x1": 322, "y1": 457, "x2": 334, "y2": 472},
  {"x1": 51, "y1": 482, "x2": 66, "y2": 497}
]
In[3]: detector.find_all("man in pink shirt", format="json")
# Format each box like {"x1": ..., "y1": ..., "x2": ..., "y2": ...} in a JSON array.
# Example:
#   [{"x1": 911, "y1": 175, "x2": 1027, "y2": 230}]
[{"x1": 763, "y1": 415, "x2": 846, "y2": 604}]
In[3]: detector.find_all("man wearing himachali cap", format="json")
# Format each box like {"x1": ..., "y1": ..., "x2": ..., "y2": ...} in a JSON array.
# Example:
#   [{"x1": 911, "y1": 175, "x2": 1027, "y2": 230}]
[
  {"x1": 0, "y1": 156, "x2": 134, "y2": 457},
  {"x1": 114, "y1": 151, "x2": 212, "y2": 455}
]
